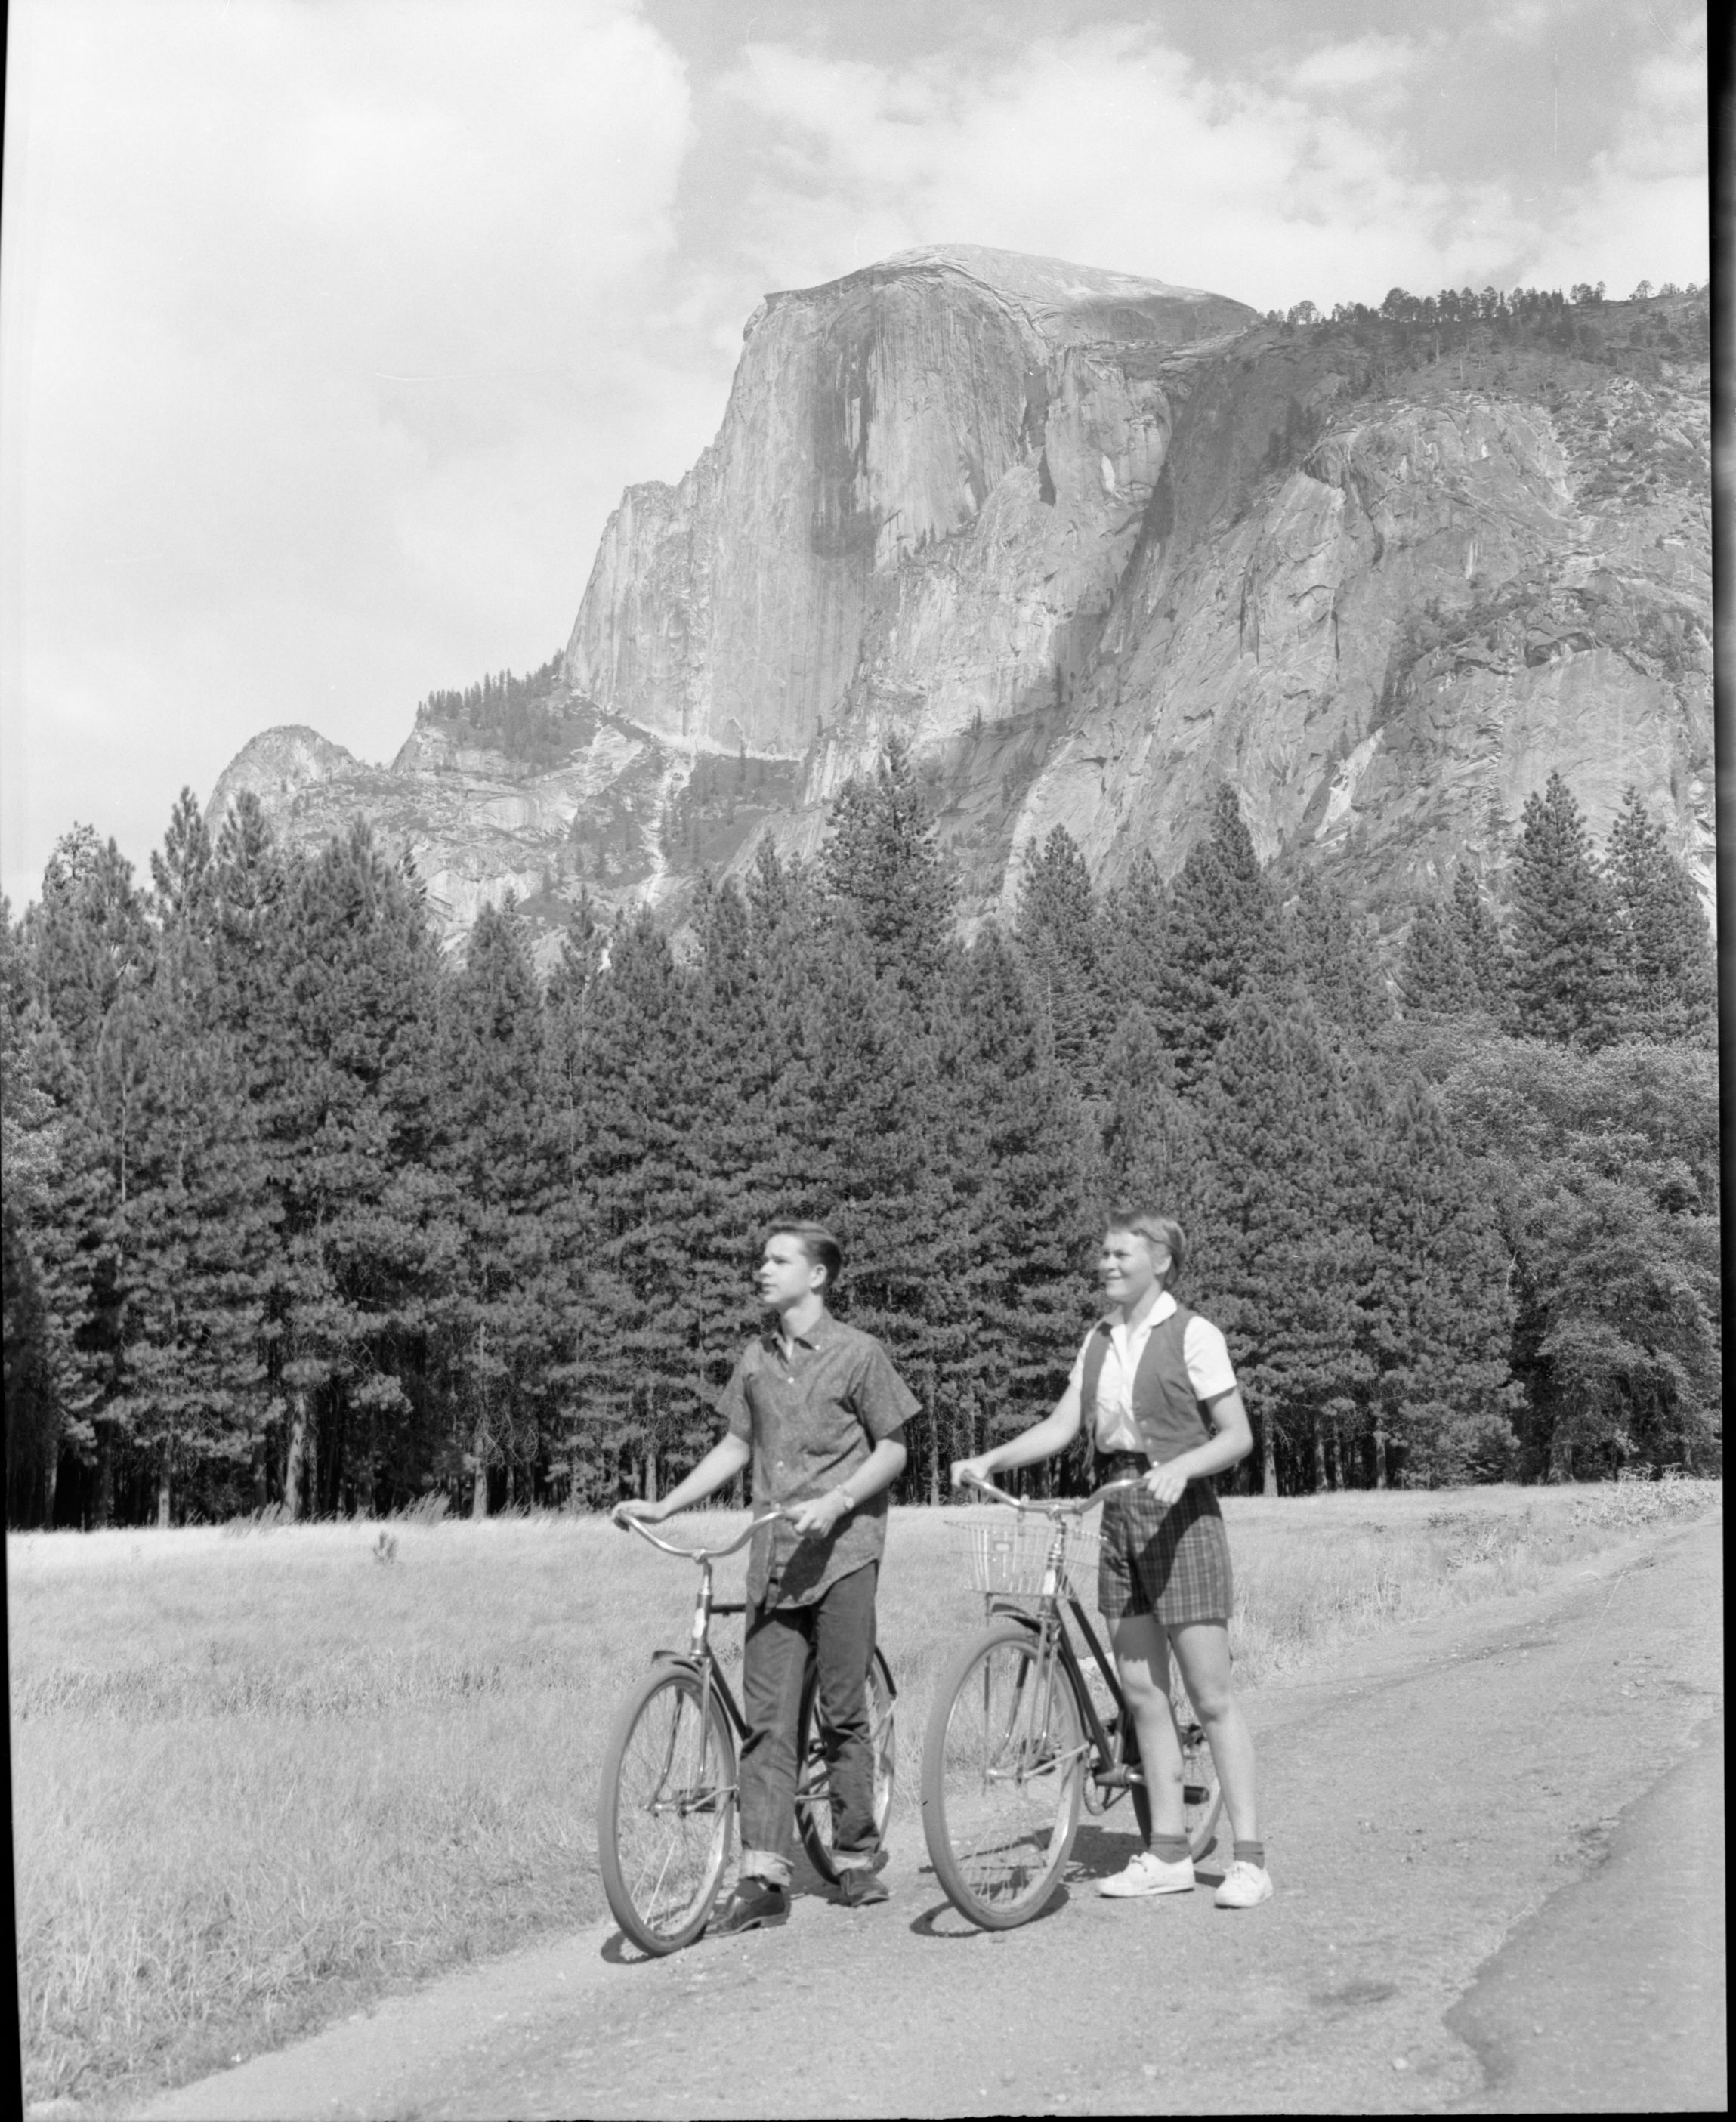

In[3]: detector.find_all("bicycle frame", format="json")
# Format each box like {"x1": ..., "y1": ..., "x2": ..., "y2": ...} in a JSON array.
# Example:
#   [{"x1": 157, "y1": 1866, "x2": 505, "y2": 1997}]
[
  {"x1": 962, "y1": 1473, "x2": 1146, "y2": 1809},
  {"x1": 615, "y1": 1508, "x2": 776, "y2": 1755},
  {"x1": 613, "y1": 1506, "x2": 893, "y2": 1845}
]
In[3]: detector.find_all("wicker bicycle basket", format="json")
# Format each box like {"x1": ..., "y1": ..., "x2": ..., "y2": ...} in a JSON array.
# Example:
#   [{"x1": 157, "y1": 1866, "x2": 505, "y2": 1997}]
[{"x1": 953, "y1": 1514, "x2": 1101, "y2": 1603}]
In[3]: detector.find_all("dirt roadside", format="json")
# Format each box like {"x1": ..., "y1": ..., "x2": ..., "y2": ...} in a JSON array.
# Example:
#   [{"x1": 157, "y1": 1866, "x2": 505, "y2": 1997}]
[{"x1": 131, "y1": 1512, "x2": 1722, "y2": 2120}]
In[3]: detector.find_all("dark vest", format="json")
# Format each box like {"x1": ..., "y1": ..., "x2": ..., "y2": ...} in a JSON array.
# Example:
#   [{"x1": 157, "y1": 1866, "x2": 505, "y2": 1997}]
[{"x1": 1080, "y1": 1304, "x2": 1212, "y2": 1464}]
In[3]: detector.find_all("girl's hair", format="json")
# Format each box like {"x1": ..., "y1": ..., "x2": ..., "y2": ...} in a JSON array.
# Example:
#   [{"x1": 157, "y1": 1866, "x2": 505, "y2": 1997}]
[
  {"x1": 1104, "y1": 1206, "x2": 1186, "y2": 1289},
  {"x1": 765, "y1": 1220, "x2": 844, "y2": 1293}
]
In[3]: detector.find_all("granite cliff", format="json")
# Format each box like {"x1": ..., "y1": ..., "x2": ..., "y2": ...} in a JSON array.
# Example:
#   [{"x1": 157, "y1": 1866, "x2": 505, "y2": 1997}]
[{"x1": 209, "y1": 248, "x2": 1713, "y2": 947}]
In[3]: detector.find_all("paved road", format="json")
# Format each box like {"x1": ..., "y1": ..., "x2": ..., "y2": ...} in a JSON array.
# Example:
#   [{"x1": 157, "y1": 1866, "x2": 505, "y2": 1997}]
[{"x1": 136, "y1": 1512, "x2": 1723, "y2": 2120}]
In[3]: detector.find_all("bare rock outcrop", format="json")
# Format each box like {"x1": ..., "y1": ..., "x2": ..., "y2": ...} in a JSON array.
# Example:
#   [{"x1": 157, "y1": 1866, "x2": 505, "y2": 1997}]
[
  {"x1": 565, "y1": 246, "x2": 1253, "y2": 759},
  {"x1": 207, "y1": 252, "x2": 1712, "y2": 948},
  {"x1": 1010, "y1": 363, "x2": 1713, "y2": 924}
]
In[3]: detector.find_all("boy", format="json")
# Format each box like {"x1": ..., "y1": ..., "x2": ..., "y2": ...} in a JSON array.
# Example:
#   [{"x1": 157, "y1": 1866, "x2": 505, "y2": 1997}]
[{"x1": 617, "y1": 1221, "x2": 916, "y2": 1931}]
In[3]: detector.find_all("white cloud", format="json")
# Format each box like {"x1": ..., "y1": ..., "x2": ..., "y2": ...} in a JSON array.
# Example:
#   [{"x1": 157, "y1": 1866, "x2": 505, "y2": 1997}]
[
  {"x1": 715, "y1": 29, "x2": 1531, "y2": 311},
  {"x1": 715, "y1": 19, "x2": 1707, "y2": 316},
  {"x1": 1288, "y1": 36, "x2": 1426, "y2": 95},
  {"x1": 1523, "y1": 24, "x2": 1710, "y2": 289},
  {"x1": 2, "y1": 0, "x2": 700, "y2": 906}
]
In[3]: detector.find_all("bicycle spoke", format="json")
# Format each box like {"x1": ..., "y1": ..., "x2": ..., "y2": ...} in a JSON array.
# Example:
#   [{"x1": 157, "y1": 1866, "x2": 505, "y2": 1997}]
[
  {"x1": 604, "y1": 1671, "x2": 734, "y2": 1947},
  {"x1": 925, "y1": 1629, "x2": 1083, "y2": 1923}
]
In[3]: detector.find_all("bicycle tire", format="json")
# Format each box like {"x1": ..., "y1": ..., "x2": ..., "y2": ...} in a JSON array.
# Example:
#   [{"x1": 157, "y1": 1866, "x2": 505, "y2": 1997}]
[
  {"x1": 1172, "y1": 1679, "x2": 1224, "y2": 1860},
  {"x1": 596, "y1": 1663, "x2": 737, "y2": 1956},
  {"x1": 795, "y1": 1646, "x2": 897, "y2": 1884},
  {"x1": 921, "y1": 1620, "x2": 1085, "y2": 1930}
]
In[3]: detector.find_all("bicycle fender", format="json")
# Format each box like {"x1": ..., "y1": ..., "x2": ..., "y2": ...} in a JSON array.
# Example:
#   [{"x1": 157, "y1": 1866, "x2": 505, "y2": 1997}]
[
  {"x1": 649, "y1": 1649, "x2": 706, "y2": 1674},
  {"x1": 984, "y1": 1599, "x2": 1043, "y2": 1632}
]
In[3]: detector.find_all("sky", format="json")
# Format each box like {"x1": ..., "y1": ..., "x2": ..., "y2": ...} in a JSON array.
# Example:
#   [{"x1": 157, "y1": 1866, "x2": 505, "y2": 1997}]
[{"x1": 0, "y1": 0, "x2": 1712, "y2": 910}]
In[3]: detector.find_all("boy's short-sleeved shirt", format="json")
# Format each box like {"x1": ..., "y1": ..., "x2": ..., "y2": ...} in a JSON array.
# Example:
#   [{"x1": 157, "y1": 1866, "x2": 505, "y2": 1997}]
[{"x1": 719, "y1": 1310, "x2": 918, "y2": 1608}]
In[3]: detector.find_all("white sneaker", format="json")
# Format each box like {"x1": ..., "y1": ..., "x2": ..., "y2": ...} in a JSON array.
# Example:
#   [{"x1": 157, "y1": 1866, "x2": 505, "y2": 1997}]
[
  {"x1": 1214, "y1": 1860, "x2": 1273, "y2": 1908},
  {"x1": 1098, "y1": 1850, "x2": 1195, "y2": 1898}
]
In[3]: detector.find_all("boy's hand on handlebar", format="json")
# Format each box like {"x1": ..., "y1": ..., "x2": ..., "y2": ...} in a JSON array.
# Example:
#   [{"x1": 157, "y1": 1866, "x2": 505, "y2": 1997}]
[
  {"x1": 1141, "y1": 1462, "x2": 1187, "y2": 1506},
  {"x1": 789, "y1": 1491, "x2": 847, "y2": 1539}
]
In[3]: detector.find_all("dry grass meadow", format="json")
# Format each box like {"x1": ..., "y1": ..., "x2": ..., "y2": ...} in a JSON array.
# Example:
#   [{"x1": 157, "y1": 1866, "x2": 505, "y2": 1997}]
[{"x1": 9, "y1": 1476, "x2": 1718, "y2": 2111}]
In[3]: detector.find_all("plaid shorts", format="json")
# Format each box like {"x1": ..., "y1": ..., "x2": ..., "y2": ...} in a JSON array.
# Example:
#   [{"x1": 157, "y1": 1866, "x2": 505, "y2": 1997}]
[{"x1": 1096, "y1": 1456, "x2": 1234, "y2": 1626}]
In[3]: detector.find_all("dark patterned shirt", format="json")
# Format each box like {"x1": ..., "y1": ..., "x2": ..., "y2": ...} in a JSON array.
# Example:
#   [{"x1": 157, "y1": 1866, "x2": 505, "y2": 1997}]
[{"x1": 719, "y1": 1310, "x2": 919, "y2": 1608}]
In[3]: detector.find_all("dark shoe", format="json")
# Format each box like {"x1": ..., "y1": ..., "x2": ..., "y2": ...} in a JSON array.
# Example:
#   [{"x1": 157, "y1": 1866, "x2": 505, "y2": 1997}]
[
  {"x1": 833, "y1": 1867, "x2": 890, "y2": 1908},
  {"x1": 709, "y1": 1876, "x2": 790, "y2": 1935}
]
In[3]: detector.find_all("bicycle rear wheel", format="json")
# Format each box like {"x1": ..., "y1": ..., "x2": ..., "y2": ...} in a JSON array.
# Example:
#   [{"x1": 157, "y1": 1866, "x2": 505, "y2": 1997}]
[
  {"x1": 1126, "y1": 1676, "x2": 1225, "y2": 1861},
  {"x1": 795, "y1": 1647, "x2": 897, "y2": 1884},
  {"x1": 921, "y1": 1621, "x2": 1085, "y2": 1929},
  {"x1": 1172, "y1": 1678, "x2": 1223, "y2": 1861},
  {"x1": 596, "y1": 1663, "x2": 736, "y2": 1956}
]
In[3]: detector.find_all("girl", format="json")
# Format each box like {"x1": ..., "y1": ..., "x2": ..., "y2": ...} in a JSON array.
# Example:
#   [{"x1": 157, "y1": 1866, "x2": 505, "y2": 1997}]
[{"x1": 952, "y1": 1206, "x2": 1271, "y2": 1907}]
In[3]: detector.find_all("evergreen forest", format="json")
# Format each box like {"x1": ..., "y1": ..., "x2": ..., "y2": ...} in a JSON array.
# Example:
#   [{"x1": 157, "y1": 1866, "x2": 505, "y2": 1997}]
[{"x1": 2, "y1": 750, "x2": 1720, "y2": 1528}]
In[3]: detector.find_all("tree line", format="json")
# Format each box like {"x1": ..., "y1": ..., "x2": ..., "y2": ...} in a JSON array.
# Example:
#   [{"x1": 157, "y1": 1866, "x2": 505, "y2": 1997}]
[{"x1": 2, "y1": 753, "x2": 1719, "y2": 1528}]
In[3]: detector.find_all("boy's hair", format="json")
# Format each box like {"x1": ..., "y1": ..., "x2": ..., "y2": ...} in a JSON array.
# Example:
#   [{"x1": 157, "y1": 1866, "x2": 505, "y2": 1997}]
[
  {"x1": 765, "y1": 1220, "x2": 844, "y2": 1293},
  {"x1": 1104, "y1": 1206, "x2": 1186, "y2": 1289}
]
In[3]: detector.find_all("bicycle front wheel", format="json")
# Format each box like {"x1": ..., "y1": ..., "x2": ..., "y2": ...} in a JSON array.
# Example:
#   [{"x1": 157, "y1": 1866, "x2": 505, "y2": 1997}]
[
  {"x1": 921, "y1": 1621, "x2": 1085, "y2": 1929},
  {"x1": 795, "y1": 1647, "x2": 897, "y2": 1885},
  {"x1": 596, "y1": 1663, "x2": 737, "y2": 1956}
]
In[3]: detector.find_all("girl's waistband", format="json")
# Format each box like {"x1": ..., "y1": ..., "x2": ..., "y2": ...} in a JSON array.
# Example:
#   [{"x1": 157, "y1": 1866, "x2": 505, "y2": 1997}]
[{"x1": 1095, "y1": 1450, "x2": 1147, "y2": 1481}]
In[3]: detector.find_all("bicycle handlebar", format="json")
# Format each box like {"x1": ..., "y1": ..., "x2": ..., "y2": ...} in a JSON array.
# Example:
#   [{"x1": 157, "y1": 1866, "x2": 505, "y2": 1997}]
[
  {"x1": 610, "y1": 1504, "x2": 786, "y2": 1561},
  {"x1": 955, "y1": 1469, "x2": 1143, "y2": 1517}
]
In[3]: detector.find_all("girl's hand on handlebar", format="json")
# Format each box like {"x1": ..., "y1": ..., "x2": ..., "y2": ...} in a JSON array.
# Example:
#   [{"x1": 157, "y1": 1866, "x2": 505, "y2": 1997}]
[
  {"x1": 1141, "y1": 1461, "x2": 1187, "y2": 1506},
  {"x1": 952, "y1": 1454, "x2": 996, "y2": 1493},
  {"x1": 612, "y1": 1499, "x2": 667, "y2": 1527}
]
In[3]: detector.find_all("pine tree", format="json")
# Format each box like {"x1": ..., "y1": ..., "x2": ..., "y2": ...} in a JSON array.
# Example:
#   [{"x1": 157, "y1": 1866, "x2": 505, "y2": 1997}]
[
  {"x1": 820, "y1": 736, "x2": 953, "y2": 1008},
  {"x1": 3, "y1": 1197, "x2": 61, "y2": 1524},
  {"x1": 1449, "y1": 867, "x2": 1509, "y2": 1016},
  {"x1": 1197, "y1": 982, "x2": 1370, "y2": 1493},
  {"x1": 1149, "y1": 785, "x2": 1288, "y2": 1092},
  {"x1": 210, "y1": 792, "x2": 291, "y2": 1052},
  {"x1": 783, "y1": 919, "x2": 961, "y2": 1500},
  {"x1": 680, "y1": 879, "x2": 792, "y2": 1461},
  {"x1": 2, "y1": 902, "x2": 66, "y2": 1524},
  {"x1": 1398, "y1": 902, "x2": 1475, "y2": 1015},
  {"x1": 1445, "y1": 1040, "x2": 1722, "y2": 1478},
  {"x1": 1365, "y1": 1074, "x2": 1518, "y2": 1484},
  {"x1": 1095, "y1": 1002, "x2": 1216, "y2": 1316},
  {"x1": 1605, "y1": 787, "x2": 1716, "y2": 1042},
  {"x1": 1509, "y1": 771, "x2": 1617, "y2": 1046},
  {"x1": 1290, "y1": 870, "x2": 1390, "y2": 1037},
  {"x1": 25, "y1": 827, "x2": 154, "y2": 1063},
  {"x1": 951, "y1": 926, "x2": 1097, "y2": 1465},
  {"x1": 567, "y1": 907, "x2": 705, "y2": 1502},
  {"x1": 252, "y1": 820, "x2": 451, "y2": 1518},
  {"x1": 1014, "y1": 826, "x2": 1105, "y2": 1095},
  {"x1": 150, "y1": 787, "x2": 214, "y2": 932},
  {"x1": 1097, "y1": 852, "x2": 1169, "y2": 1027},
  {"x1": 434, "y1": 900, "x2": 561, "y2": 1515},
  {"x1": 85, "y1": 933, "x2": 273, "y2": 1526}
]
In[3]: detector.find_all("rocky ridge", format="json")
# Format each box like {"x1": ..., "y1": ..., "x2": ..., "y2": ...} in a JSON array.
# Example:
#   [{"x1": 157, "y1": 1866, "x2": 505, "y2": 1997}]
[{"x1": 207, "y1": 252, "x2": 1713, "y2": 949}]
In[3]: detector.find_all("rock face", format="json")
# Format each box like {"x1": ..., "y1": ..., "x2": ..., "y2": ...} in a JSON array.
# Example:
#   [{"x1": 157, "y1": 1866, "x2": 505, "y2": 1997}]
[
  {"x1": 208, "y1": 250, "x2": 1713, "y2": 947},
  {"x1": 1005, "y1": 355, "x2": 1713, "y2": 925},
  {"x1": 567, "y1": 247, "x2": 1253, "y2": 761}
]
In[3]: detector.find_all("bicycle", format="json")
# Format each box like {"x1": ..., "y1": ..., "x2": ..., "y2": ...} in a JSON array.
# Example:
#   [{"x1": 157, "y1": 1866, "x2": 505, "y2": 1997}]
[
  {"x1": 919, "y1": 1471, "x2": 1223, "y2": 1931},
  {"x1": 596, "y1": 1506, "x2": 897, "y2": 1955}
]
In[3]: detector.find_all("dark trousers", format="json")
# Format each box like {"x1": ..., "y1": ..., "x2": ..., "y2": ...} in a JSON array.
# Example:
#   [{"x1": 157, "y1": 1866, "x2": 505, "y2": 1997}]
[{"x1": 737, "y1": 1561, "x2": 880, "y2": 1886}]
